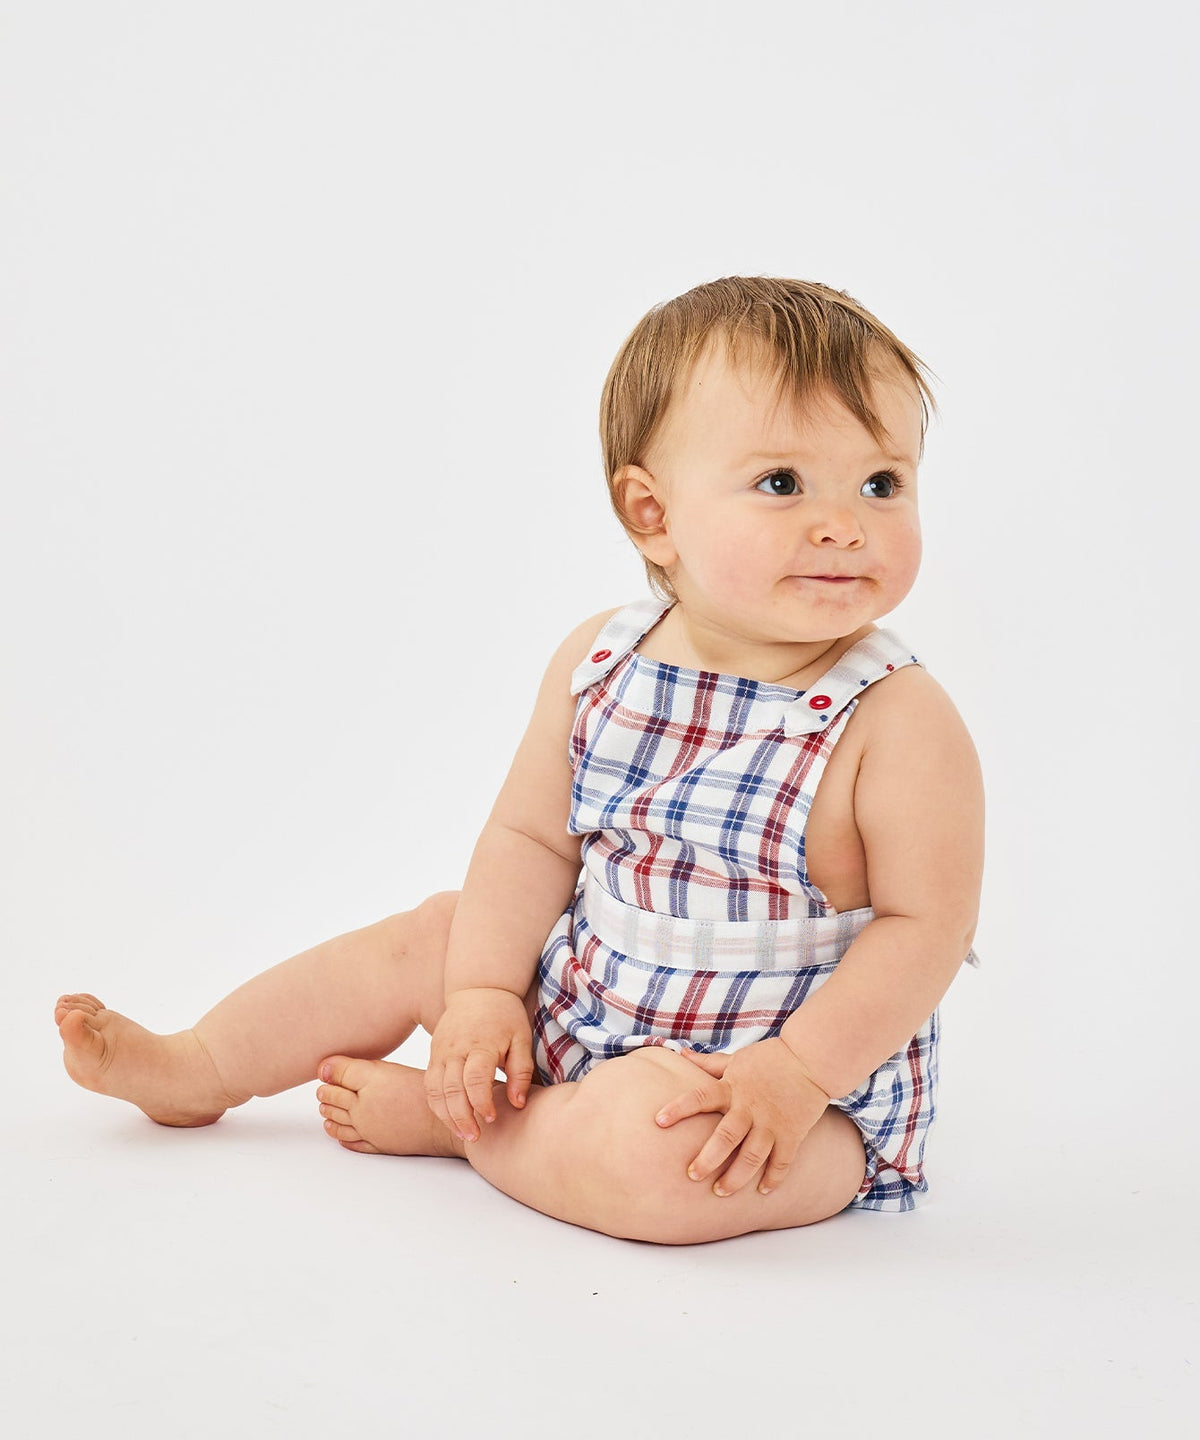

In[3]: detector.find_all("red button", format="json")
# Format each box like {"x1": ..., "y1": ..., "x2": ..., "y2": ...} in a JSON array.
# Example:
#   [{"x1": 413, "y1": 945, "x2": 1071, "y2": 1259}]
[
  {"x1": 809, "y1": 694, "x2": 832, "y2": 710},
  {"x1": 885, "y1": 663, "x2": 895, "y2": 672},
  {"x1": 591, "y1": 649, "x2": 612, "y2": 663}
]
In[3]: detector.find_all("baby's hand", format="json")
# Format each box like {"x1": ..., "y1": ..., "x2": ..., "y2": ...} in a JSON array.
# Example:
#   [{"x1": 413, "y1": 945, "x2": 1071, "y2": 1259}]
[
  {"x1": 426, "y1": 987, "x2": 535, "y2": 1142},
  {"x1": 654, "y1": 1039, "x2": 830, "y2": 1197}
]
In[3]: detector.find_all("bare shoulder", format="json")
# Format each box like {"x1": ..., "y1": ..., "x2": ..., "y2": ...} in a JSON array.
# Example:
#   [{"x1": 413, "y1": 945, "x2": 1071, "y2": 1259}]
[
  {"x1": 520, "y1": 607, "x2": 625, "y2": 734},
  {"x1": 851, "y1": 662, "x2": 974, "y2": 744},
  {"x1": 850, "y1": 662, "x2": 983, "y2": 820},
  {"x1": 541, "y1": 606, "x2": 624, "y2": 686},
  {"x1": 495, "y1": 606, "x2": 625, "y2": 844}
]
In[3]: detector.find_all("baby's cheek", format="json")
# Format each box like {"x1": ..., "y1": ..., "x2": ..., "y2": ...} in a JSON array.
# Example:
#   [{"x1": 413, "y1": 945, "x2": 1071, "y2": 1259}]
[
  {"x1": 704, "y1": 532, "x2": 768, "y2": 592},
  {"x1": 876, "y1": 517, "x2": 921, "y2": 599},
  {"x1": 897, "y1": 525, "x2": 923, "y2": 587},
  {"x1": 710, "y1": 557, "x2": 763, "y2": 603}
]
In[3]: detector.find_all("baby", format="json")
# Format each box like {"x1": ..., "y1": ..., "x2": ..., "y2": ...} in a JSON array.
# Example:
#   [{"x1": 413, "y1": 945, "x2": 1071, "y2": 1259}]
[{"x1": 55, "y1": 276, "x2": 983, "y2": 1245}]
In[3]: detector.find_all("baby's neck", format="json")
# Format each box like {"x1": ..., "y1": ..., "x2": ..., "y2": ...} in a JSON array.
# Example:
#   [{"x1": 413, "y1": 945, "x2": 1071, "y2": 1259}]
[{"x1": 638, "y1": 605, "x2": 874, "y2": 688}]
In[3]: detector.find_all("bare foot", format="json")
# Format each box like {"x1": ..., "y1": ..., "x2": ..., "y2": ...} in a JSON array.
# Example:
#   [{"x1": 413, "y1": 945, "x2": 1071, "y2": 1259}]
[
  {"x1": 316, "y1": 1056, "x2": 466, "y2": 1159},
  {"x1": 55, "y1": 993, "x2": 246, "y2": 1127}
]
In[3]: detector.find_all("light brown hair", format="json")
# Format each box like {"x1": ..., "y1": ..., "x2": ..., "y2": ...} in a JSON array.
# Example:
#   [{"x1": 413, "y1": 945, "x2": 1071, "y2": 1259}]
[{"x1": 599, "y1": 275, "x2": 936, "y2": 596}]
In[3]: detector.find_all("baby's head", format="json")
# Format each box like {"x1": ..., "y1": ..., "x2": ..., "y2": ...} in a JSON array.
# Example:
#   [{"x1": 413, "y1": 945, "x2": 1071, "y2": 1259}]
[{"x1": 600, "y1": 276, "x2": 934, "y2": 598}]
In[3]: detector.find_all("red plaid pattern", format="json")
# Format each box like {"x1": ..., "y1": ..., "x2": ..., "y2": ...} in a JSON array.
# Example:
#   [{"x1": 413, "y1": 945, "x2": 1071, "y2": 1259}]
[{"x1": 532, "y1": 600, "x2": 976, "y2": 1212}]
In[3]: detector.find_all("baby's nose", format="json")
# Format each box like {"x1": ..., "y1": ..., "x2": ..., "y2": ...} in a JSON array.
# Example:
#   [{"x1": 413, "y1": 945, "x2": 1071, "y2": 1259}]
[{"x1": 808, "y1": 506, "x2": 865, "y2": 545}]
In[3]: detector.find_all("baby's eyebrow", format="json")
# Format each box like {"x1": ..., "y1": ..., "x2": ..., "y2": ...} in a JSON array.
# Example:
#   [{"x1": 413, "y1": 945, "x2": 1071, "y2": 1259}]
[
  {"x1": 742, "y1": 449, "x2": 915, "y2": 467},
  {"x1": 742, "y1": 451, "x2": 810, "y2": 467}
]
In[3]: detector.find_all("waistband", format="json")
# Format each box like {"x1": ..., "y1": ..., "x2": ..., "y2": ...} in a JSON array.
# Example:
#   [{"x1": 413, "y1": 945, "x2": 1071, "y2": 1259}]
[{"x1": 578, "y1": 867, "x2": 872, "y2": 974}]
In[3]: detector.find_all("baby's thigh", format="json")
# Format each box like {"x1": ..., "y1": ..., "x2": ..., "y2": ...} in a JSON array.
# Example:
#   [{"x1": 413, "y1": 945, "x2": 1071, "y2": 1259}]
[{"x1": 572, "y1": 1047, "x2": 866, "y2": 1243}]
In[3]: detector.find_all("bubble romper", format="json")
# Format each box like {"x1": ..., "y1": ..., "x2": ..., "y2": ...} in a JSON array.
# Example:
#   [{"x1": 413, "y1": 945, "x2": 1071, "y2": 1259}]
[{"x1": 532, "y1": 598, "x2": 978, "y2": 1212}]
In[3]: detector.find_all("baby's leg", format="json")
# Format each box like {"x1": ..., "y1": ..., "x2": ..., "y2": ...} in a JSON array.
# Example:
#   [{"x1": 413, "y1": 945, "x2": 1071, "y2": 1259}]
[
  {"x1": 467, "y1": 1047, "x2": 867, "y2": 1242},
  {"x1": 457, "y1": 1047, "x2": 866, "y2": 1243},
  {"x1": 55, "y1": 892, "x2": 456, "y2": 1127},
  {"x1": 319, "y1": 1045, "x2": 866, "y2": 1242}
]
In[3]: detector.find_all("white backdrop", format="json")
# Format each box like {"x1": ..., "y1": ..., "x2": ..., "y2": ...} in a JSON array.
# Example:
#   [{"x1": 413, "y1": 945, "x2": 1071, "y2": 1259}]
[{"x1": 3, "y1": 2, "x2": 1196, "y2": 1435}]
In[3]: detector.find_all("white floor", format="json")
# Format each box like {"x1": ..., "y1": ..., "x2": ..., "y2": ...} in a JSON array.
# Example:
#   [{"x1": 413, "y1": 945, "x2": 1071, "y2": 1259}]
[{"x1": 7, "y1": 990, "x2": 1194, "y2": 1439}]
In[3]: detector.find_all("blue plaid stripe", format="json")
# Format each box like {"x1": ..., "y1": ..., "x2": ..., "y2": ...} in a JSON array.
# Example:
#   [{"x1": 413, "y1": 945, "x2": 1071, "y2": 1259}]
[
  {"x1": 571, "y1": 654, "x2": 849, "y2": 920},
  {"x1": 536, "y1": 601, "x2": 943, "y2": 1213},
  {"x1": 534, "y1": 896, "x2": 939, "y2": 1210}
]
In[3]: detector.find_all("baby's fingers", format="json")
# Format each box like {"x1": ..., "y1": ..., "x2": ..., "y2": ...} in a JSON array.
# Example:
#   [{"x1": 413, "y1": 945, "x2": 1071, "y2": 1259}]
[
  {"x1": 504, "y1": 1033, "x2": 536, "y2": 1110},
  {"x1": 711, "y1": 1124, "x2": 779, "y2": 1197},
  {"x1": 679, "y1": 1048, "x2": 729, "y2": 1078},
  {"x1": 756, "y1": 1143, "x2": 796, "y2": 1197},
  {"x1": 437, "y1": 1060, "x2": 481, "y2": 1142},
  {"x1": 463, "y1": 1048, "x2": 500, "y2": 1130},
  {"x1": 423, "y1": 1063, "x2": 454, "y2": 1134},
  {"x1": 684, "y1": 1107, "x2": 752, "y2": 1184},
  {"x1": 654, "y1": 1076, "x2": 727, "y2": 1131}
]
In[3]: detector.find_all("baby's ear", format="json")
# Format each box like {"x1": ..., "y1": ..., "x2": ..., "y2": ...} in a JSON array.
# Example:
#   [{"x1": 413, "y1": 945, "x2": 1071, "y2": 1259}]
[{"x1": 613, "y1": 465, "x2": 677, "y2": 567}]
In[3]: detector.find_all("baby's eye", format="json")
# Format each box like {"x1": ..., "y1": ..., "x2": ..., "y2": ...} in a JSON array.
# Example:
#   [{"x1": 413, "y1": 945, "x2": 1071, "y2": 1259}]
[
  {"x1": 861, "y1": 471, "x2": 902, "y2": 498},
  {"x1": 755, "y1": 469, "x2": 799, "y2": 496}
]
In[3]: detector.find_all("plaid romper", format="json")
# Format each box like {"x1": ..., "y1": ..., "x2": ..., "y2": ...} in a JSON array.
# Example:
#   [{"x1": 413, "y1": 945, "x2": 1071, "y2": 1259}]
[{"x1": 532, "y1": 597, "x2": 979, "y2": 1212}]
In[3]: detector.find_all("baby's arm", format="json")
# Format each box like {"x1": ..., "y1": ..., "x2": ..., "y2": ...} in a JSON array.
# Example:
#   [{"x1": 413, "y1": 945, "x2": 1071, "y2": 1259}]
[
  {"x1": 658, "y1": 669, "x2": 984, "y2": 1195},
  {"x1": 424, "y1": 611, "x2": 616, "y2": 1142},
  {"x1": 776, "y1": 670, "x2": 984, "y2": 1095}
]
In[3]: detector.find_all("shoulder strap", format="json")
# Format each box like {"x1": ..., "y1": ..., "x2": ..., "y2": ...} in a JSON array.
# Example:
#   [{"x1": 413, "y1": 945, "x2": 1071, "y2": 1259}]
[
  {"x1": 569, "y1": 597, "x2": 672, "y2": 696},
  {"x1": 782, "y1": 628, "x2": 920, "y2": 737}
]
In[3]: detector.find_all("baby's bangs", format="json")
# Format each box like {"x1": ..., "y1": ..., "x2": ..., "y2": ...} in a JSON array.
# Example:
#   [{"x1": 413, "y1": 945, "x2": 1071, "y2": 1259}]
[{"x1": 720, "y1": 296, "x2": 930, "y2": 448}]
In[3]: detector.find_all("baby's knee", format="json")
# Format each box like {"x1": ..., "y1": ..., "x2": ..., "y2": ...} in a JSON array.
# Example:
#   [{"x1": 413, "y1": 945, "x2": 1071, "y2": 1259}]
[
  {"x1": 368, "y1": 891, "x2": 459, "y2": 1034},
  {"x1": 567, "y1": 1048, "x2": 714, "y2": 1241},
  {"x1": 373, "y1": 890, "x2": 457, "y2": 954},
  {"x1": 411, "y1": 891, "x2": 458, "y2": 949},
  {"x1": 384, "y1": 891, "x2": 458, "y2": 965}
]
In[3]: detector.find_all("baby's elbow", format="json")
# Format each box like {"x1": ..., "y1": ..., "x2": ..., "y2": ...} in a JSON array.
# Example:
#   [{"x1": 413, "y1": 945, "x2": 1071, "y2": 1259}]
[
  {"x1": 883, "y1": 909, "x2": 977, "y2": 970},
  {"x1": 913, "y1": 905, "x2": 976, "y2": 963},
  {"x1": 936, "y1": 910, "x2": 979, "y2": 970},
  {"x1": 945, "y1": 902, "x2": 978, "y2": 955}
]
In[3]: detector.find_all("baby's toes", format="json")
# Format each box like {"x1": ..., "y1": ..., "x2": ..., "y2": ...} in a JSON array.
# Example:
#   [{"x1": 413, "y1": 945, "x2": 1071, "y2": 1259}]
[
  {"x1": 323, "y1": 1117, "x2": 380, "y2": 1154},
  {"x1": 55, "y1": 993, "x2": 102, "y2": 1021},
  {"x1": 318, "y1": 1055, "x2": 375, "y2": 1089},
  {"x1": 316, "y1": 1083, "x2": 357, "y2": 1110}
]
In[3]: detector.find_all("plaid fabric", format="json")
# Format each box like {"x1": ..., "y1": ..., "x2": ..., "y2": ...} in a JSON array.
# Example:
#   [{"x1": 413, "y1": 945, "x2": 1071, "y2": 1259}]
[{"x1": 533, "y1": 599, "x2": 973, "y2": 1212}]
